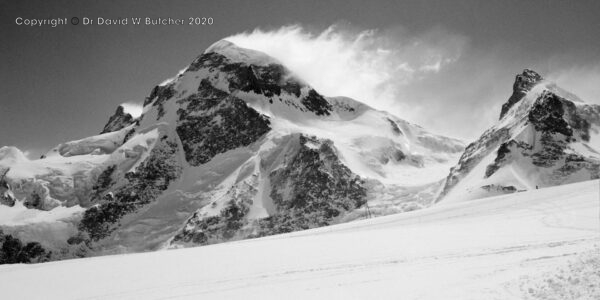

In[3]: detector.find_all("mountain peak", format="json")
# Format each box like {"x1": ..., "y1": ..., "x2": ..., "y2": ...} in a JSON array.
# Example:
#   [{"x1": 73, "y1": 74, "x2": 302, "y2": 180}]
[
  {"x1": 520, "y1": 69, "x2": 543, "y2": 82},
  {"x1": 439, "y1": 67, "x2": 600, "y2": 204},
  {"x1": 499, "y1": 69, "x2": 544, "y2": 119},
  {"x1": 203, "y1": 39, "x2": 236, "y2": 53},
  {"x1": 202, "y1": 39, "x2": 279, "y2": 66},
  {"x1": 100, "y1": 105, "x2": 135, "y2": 134}
]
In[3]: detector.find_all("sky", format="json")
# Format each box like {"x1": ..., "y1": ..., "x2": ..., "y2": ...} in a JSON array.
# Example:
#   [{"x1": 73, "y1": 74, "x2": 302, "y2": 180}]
[{"x1": 1, "y1": 0, "x2": 600, "y2": 158}]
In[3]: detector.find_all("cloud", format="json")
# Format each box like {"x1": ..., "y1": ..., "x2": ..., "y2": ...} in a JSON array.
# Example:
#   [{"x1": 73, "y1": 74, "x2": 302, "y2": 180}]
[
  {"x1": 547, "y1": 65, "x2": 600, "y2": 104},
  {"x1": 120, "y1": 102, "x2": 143, "y2": 118},
  {"x1": 227, "y1": 25, "x2": 467, "y2": 116},
  {"x1": 22, "y1": 150, "x2": 32, "y2": 159},
  {"x1": 21, "y1": 148, "x2": 45, "y2": 160}
]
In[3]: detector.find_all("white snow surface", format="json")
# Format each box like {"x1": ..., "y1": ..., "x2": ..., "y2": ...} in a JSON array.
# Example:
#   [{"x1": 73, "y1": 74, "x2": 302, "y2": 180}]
[
  {"x1": 1, "y1": 180, "x2": 598, "y2": 300},
  {"x1": 0, "y1": 201, "x2": 84, "y2": 226}
]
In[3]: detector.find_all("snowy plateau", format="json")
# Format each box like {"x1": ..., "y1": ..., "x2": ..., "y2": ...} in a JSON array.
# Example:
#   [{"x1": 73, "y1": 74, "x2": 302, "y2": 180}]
[{"x1": 1, "y1": 40, "x2": 599, "y2": 299}]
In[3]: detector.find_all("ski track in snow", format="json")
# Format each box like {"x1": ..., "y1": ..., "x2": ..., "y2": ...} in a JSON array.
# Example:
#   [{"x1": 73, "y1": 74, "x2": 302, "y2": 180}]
[{"x1": 0, "y1": 180, "x2": 598, "y2": 299}]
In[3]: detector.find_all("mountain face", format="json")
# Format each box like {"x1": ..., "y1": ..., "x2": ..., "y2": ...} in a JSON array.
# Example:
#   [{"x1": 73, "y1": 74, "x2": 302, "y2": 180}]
[
  {"x1": 0, "y1": 40, "x2": 464, "y2": 261},
  {"x1": 100, "y1": 105, "x2": 136, "y2": 134},
  {"x1": 438, "y1": 69, "x2": 600, "y2": 203}
]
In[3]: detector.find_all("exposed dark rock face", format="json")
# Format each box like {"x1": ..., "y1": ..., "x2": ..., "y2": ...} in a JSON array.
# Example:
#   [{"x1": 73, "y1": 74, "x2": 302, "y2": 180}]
[
  {"x1": 388, "y1": 118, "x2": 402, "y2": 135},
  {"x1": 191, "y1": 53, "x2": 302, "y2": 98},
  {"x1": 122, "y1": 128, "x2": 137, "y2": 144},
  {"x1": 90, "y1": 164, "x2": 117, "y2": 201},
  {"x1": 144, "y1": 83, "x2": 177, "y2": 119},
  {"x1": 485, "y1": 141, "x2": 515, "y2": 178},
  {"x1": 531, "y1": 133, "x2": 568, "y2": 167},
  {"x1": 100, "y1": 106, "x2": 135, "y2": 134},
  {"x1": 500, "y1": 69, "x2": 543, "y2": 119},
  {"x1": 145, "y1": 83, "x2": 176, "y2": 107},
  {"x1": 78, "y1": 135, "x2": 182, "y2": 241},
  {"x1": 187, "y1": 51, "x2": 332, "y2": 116},
  {"x1": 0, "y1": 189, "x2": 14, "y2": 207},
  {"x1": 0, "y1": 168, "x2": 15, "y2": 207},
  {"x1": 440, "y1": 127, "x2": 511, "y2": 198},
  {"x1": 172, "y1": 200, "x2": 251, "y2": 245},
  {"x1": 0, "y1": 229, "x2": 51, "y2": 264},
  {"x1": 485, "y1": 92, "x2": 600, "y2": 180},
  {"x1": 301, "y1": 89, "x2": 332, "y2": 116},
  {"x1": 553, "y1": 153, "x2": 600, "y2": 180},
  {"x1": 176, "y1": 80, "x2": 271, "y2": 166},
  {"x1": 528, "y1": 92, "x2": 572, "y2": 136},
  {"x1": 481, "y1": 184, "x2": 518, "y2": 193},
  {"x1": 23, "y1": 193, "x2": 43, "y2": 209},
  {"x1": 261, "y1": 135, "x2": 367, "y2": 233},
  {"x1": 484, "y1": 139, "x2": 533, "y2": 178},
  {"x1": 172, "y1": 135, "x2": 367, "y2": 245}
]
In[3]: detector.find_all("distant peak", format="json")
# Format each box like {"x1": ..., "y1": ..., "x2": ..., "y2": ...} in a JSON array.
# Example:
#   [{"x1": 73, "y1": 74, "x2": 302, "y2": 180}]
[
  {"x1": 519, "y1": 69, "x2": 543, "y2": 83},
  {"x1": 499, "y1": 69, "x2": 545, "y2": 119},
  {"x1": 115, "y1": 105, "x2": 126, "y2": 115},
  {"x1": 100, "y1": 105, "x2": 135, "y2": 134}
]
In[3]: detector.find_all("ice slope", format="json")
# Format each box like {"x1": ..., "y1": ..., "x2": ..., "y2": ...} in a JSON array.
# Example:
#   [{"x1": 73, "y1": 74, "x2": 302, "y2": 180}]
[{"x1": 2, "y1": 180, "x2": 597, "y2": 300}]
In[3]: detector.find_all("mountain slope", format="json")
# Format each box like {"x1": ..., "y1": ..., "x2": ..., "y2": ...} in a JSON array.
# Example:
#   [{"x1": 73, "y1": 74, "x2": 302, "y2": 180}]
[
  {"x1": 438, "y1": 69, "x2": 600, "y2": 203},
  {"x1": 1, "y1": 179, "x2": 597, "y2": 299},
  {"x1": 0, "y1": 40, "x2": 464, "y2": 259}
]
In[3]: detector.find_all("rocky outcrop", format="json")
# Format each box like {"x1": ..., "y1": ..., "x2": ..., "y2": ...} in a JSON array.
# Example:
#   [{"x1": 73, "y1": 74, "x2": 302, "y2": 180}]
[
  {"x1": 499, "y1": 69, "x2": 543, "y2": 119},
  {"x1": 186, "y1": 49, "x2": 332, "y2": 116},
  {"x1": 260, "y1": 136, "x2": 367, "y2": 233},
  {"x1": 0, "y1": 169, "x2": 15, "y2": 207},
  {"x1": 77, "y1": 135, "x2": 182, "y2": 241},
  {"x1": 176, "y1": 80, "x2": 271, "y2": 166},
  {"x1": 440, "y1": 127, "x2": 510, "y2": 198},
  {"x1": 100, "y1": 105, "x2": 135, "y2": 134},
  {"x1": 172, "y1": 135, "x2": 367, "y2": 245},
  {"x1": 0, "y1": 229, "x2": 51, "y2": 264}
]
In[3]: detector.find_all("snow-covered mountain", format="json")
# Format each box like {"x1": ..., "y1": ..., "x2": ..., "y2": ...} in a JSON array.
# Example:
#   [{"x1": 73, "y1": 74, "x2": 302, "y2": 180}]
[
  {"x1": 439, "y1": 69, "x2": 600, "y2": 203},
  {"x1": 0, "y1": 40, "x2": 464, "y2": 261}
]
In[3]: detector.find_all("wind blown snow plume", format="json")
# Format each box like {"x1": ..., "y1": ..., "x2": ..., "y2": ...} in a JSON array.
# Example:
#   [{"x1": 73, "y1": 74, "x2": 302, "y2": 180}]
[
  {"x1": 547, "y1": 65, "x2": 600, "y2": 103},
  {"x1": 227, "y1": 25, "x2": 467, "y2": 115},
  {"x1": 120, "y1": 102, "x2": 143, "y2": 118},
  {"x1": 227, "y1": 25, "x2": 600, "y2": 141}
]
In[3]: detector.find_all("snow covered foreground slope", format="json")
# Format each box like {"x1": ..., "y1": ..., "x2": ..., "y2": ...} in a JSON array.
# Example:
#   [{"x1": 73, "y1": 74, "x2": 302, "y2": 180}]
[{"x1": 2, "y1": 180, "x2": 598, "y2": 300}]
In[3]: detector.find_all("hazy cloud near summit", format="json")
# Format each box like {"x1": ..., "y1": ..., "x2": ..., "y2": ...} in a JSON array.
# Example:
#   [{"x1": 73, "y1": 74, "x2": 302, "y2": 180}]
[
  {"x1": 227, "y1": 25, "x2": 469, "y2": 133},
  {"x1": 226, "y1": 25, "x2": 600, "y2": 142},
  {"x1": 547, "y1": 65, "x2": 600, "y2": 104}
]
